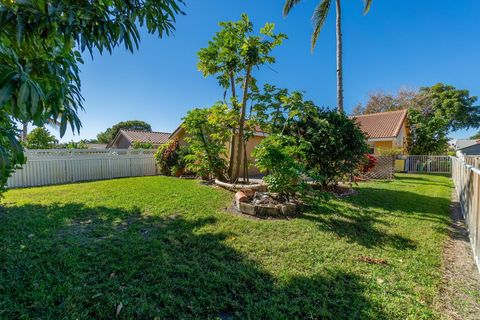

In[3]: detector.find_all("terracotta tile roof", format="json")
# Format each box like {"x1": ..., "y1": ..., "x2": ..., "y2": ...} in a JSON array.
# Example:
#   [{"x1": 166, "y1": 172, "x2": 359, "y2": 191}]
[
  {"x1": 351, "y1": 109, "x2": 407, "y2": 139},
  {"x1": 121, "y1": 130, "x2": 171, "y2": 145}
]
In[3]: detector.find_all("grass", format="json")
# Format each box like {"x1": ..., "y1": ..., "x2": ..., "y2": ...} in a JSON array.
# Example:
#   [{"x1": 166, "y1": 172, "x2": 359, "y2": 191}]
[{"x1": 0, "y1": 174, "x2": 453, "y2": 319}]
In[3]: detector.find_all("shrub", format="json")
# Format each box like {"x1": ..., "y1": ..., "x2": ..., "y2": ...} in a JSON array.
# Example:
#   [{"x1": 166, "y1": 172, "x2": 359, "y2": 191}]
[
  {"x1": 253, "y1": 134, "x2": 306, "y2": 199},
  {"x1": 182, "y1": 103, "x2": 236, "y2": 180},
  {"x1": 155, "y1": 139, "x2": 183, "y2": 176},
  {"x1": 132, "y1": 142, "x2": 154, "y2": 149},
  {"x1": 361, "y1": 154, "x2": 378, "y2": 173},
  {"x1": 284, "y1": 108, "x2": 370, "y2": 187}
]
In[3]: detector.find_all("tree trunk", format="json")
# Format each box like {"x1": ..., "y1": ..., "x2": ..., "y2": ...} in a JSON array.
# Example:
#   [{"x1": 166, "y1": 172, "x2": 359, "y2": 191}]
[
  {"x1": 22, "y1": 122, "x2": 28, "y2": 142},
  {"x1": 227, "y1": 72, "x2": 237, "y2": 179},
  {"x1": 336, "y1": 0, "x2": 344, "y2": 113},
  {"x1": 233, "y1": 65, "x2": 252, "y2": 182}
]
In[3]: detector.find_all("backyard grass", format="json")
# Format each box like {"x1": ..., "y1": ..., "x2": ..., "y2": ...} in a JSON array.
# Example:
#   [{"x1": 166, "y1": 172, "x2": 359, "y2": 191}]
[{"x1": 0, "y1": 174, "x2": 453, "y2": 319}]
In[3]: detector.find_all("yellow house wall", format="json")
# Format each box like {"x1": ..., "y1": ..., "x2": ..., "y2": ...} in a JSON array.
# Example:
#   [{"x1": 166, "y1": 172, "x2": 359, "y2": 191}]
[{"x1": 372, "y1": 140, "x2": 393, "y2": 154}]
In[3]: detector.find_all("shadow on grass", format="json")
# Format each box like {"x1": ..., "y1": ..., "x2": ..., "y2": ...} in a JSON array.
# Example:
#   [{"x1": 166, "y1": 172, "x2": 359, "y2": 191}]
[
  {"x1": 299, "y1": 175, "x2": 451, "y2": 250},
  {"x1": 300, "y1": 198, "x2": 417, "y2": 250},
  {"x1": 0, "y1": 203, "x2": 386, "y2": 319}
]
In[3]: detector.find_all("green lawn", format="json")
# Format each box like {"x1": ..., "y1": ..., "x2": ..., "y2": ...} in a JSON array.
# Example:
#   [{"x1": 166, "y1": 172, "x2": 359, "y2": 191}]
[{"x1": 0, "y1": 174, "x2": 452, "y2": 319}]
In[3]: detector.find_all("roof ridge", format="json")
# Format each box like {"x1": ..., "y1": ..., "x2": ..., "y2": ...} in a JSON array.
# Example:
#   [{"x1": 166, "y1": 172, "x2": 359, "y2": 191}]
[
  {"x1": 121, "y1": 129, "x2": 171, "y2": 134},
  {"x1": 351, "y1": 109, "x2": 407, "y2": 118}
]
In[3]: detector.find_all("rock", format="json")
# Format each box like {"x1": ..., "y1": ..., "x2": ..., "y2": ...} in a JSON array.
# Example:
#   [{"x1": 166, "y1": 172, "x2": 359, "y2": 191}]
[{"x1": 235, "y1": 191, "x2": 248, "y2": 208}]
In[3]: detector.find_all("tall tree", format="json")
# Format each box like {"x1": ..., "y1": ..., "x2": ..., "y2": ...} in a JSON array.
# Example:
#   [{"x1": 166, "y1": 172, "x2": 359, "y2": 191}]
[
  {"x1": 97, "y1": 120, "x2": 152, "y2": 144},
  {"x1": 24, "y1": 127, "x2": 57, "y2": 150},
  {"x1": 0, "y1": 0, "x2": 183, "y2": 190},
  {"x1": 197, "y1": 14, "x2": 286, "y2": 182},
  {"x1": 283, "y1": 0, "x2": 372, "y2": 113}
]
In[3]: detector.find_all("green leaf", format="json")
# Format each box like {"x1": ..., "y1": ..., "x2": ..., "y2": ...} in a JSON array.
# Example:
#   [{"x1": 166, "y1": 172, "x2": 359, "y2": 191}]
[
  {"x1": 60, "y1": 114, "x2": 67, "y2": 137},
  {"x1": 17, "y1": 81, "x2": 30, "y2": 114},
  {"x1": 0, "y1": 82, "x2": 15, "y2": 107}
]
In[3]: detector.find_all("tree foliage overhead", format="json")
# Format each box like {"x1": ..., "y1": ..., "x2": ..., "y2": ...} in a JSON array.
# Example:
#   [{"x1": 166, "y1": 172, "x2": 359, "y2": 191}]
[
  {"x1": 96, "y1": 120, "x2": 152, "y2": 144},
  {"x1": 0, "y1": 0, "x2": 184, "y2": 190},
  {"x1": 24, "y1": 127, "x2": 57, "y2": 150}
]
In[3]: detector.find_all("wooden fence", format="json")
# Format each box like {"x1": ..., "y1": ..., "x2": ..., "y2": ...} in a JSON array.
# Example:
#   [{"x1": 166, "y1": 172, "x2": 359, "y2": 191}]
[
  {"x1": 404, "y1": 155, "x2": 451, "y2": 174},
  {"x1": 451, "y1": 156, "x2": 480, "y2": 272},
  {"x1": 7, "y1": 149, "x2": 157, "y2": 188}
]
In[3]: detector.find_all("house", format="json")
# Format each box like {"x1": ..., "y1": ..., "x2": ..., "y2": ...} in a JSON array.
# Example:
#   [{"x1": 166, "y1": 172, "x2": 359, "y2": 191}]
[
  {"x1": 455, "y1": 140, "x2": 480, "y2": 159},
  {"x1": 169, "y1": 125, "x2": 267, "y2": 176},
  {"x1": 352, "y1": 109, "x2": 409, "y2": 154},
  {"x1": 451, "y1": 139, "x2": 480, "y2": 151},
  {"x1": 107, "y1": 129, "x2": 170, "y2": 149},
  {"x1": 86, "y1": 143, "x2": 108, "y2": 149},
  {"x1": 169, "y1": 109, "x2": 409, "y2": 176}
]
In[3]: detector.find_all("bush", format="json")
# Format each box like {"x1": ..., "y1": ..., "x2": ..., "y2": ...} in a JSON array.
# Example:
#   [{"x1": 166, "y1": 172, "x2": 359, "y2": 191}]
[
  {"x1": 132, "y1": 142, "x2": 154, "y2": 149},
  {"x1": 182, "y1": 103, "x2": 236, "y2": 180},
  {"x1": 284, "y1": 108, "x2": 370, "y2": 187},
  {"x1": 253, "y1": 134, "x2": 306, "y2": 199},
  {"x1": 155, "y1": 139, "x2": 185, "y2": 176},
  {"x1": 361, "y1": 154, "x2": 378, "y2": 173}
]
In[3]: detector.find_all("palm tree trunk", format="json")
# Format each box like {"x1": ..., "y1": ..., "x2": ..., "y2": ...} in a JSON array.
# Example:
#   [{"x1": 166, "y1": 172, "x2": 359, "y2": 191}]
[
  {"x1": 336, "y1": 0, "x2": 344, "y2": 113},
  {"x1": 233, "y1": 65, "x2": 252, "y2": 182},
  {"x1": 22, "y1": 122, "x2": 28, "y2": 142}
]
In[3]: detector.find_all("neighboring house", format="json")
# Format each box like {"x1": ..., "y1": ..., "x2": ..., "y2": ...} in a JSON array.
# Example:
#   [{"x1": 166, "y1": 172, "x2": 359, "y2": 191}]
[
  {"x1": 86, "y1": 143, "x2": 108, "y2": 149},
  {"x1": 352, "y1": 109, "x2": 409, "y2": 154},
  {"x1": 107, "y1": 129, "x2": 170, "y2": 149},
  {"x1": 169, "y1": 125, "x2": 267, "y2": 176},
  {"x1": 456, "y1": 140, "x2": 480, "y2": 158},
  {"x1": 451, "y1": 139, "x2": 480, "y2": 151}
]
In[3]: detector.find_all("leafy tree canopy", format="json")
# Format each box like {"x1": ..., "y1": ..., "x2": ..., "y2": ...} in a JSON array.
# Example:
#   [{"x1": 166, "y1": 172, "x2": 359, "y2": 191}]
[
  {"x1": 24, "y1": 127, "x2": 57, "y2": 149},
  {"x1": 96, "y1": 121, "x2": 152, "y2": 144},
  {"x1": 0, "y1": 0, "x2": 183, "y2": 189}
]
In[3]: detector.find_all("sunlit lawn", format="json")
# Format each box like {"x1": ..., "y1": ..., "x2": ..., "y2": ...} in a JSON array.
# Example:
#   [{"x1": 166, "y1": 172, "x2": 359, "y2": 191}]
[{"x1": 0, "y1": 174, "x2": 452, "y2": 319}]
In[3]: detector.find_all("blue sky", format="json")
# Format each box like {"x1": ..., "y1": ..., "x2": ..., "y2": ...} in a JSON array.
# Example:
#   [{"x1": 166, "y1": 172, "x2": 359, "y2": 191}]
[{"x1": 53, "y1": 0, "x2": 480, "y2": 142}]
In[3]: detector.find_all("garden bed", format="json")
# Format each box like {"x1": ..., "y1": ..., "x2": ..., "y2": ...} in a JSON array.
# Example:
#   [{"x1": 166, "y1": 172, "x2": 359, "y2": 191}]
[{"x1": 234, "y1": 189, "x2": 298, "y2": 218}]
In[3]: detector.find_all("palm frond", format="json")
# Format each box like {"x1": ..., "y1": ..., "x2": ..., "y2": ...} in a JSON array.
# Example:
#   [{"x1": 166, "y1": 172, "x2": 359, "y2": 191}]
[
  {"x1": 363, "y1": 0, "x2": 372, "y2": 15},
  {"x1": 311, "y1": 0, "x2": 332, "y2": 51},
  {"x1": 283, "y1": 0, "x2": 303, "y2": 17}
]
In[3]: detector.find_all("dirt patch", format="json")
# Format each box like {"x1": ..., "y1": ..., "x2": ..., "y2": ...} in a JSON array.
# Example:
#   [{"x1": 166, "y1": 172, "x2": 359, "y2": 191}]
[{"x1": 437, "y1": 191, "x2": 480, "y2": 319}]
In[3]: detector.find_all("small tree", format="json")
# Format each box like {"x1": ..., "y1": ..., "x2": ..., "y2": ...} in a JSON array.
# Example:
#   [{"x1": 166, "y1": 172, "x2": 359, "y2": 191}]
[
  {"x1": 197, "y1": 14, "x2": 286, "y2": 182},
  {"x1": 253, "y1": 134, "x2": 306, "y2": 200},
  {"x1": 24, "y1": 127, "x2": 57, "y2": 149},
  {"x1": 182, "y1": 103, "x2": 236, "y2": 180}
]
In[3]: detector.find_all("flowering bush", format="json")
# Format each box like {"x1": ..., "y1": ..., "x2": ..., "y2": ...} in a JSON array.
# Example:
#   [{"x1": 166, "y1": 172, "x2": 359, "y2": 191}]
[
  {"x1": 361, "y1": 154, "x2": 377, "y2": 173},
  {"x1": 155, "y1": 139, "x2": 182, "y2": 176}
]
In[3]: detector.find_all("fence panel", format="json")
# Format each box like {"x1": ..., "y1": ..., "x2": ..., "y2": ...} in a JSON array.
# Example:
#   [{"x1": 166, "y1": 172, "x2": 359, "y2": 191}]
[
  {"x1": 451, "y1": 156, "x2": 480, "y2": 272},
  {"x1": 7, "y1": 149, "x2": 157, "y2": 188},
  {"x1": 405, "y1": 155, "x2": 451, "y2": 173}
]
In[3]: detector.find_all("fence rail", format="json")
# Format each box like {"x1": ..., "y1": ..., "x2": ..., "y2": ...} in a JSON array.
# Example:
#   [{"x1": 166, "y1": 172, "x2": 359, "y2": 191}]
[
  {"x1": 451, "y1": 156, "x2": 480, "y2": 272},
  {"x1": 404, "y1": 155, "x2": 451, "y2": 173},
  {"x1": 7, "y1": 149, "x2": 157, "y2": 188}
]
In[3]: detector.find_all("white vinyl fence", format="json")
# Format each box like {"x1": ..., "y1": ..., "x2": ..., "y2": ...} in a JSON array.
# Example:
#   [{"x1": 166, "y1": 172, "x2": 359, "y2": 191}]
[
  {"x1": 7, "y1": 149, "x2": 157, "y2": 188},
  {"x1": 451, "y1": 156, "x2": 480, "y2": 272},
  {"x1": 405, "y1": 155, "x2": 451, "y2": 174}
]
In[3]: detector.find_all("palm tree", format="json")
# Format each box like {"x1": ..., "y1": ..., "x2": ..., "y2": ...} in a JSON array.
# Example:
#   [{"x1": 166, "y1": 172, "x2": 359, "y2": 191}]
[{"x1": 283, "y1": 0, "x2": 372, "y2": 113}]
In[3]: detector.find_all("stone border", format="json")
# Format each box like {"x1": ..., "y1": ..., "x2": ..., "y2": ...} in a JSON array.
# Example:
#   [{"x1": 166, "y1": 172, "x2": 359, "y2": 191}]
[{"x1": 234, "y1": 190, "x2": 297, "y2": 218}]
